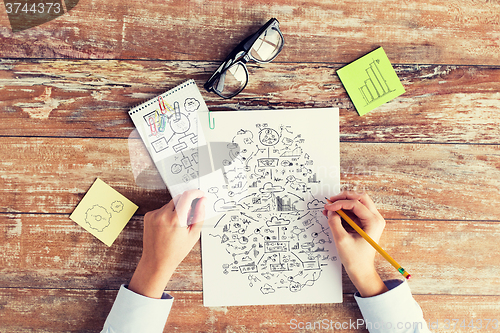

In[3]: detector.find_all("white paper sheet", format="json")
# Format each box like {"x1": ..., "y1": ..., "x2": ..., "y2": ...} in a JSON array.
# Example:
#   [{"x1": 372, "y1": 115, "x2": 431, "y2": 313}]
[{"x1": 199, "y1": 108, "x2": 342, "y2": 306}]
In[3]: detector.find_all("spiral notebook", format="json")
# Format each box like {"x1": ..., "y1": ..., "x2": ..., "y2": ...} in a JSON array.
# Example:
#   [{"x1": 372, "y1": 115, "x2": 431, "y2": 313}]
[{"x1": 128, "y1": 80, "x2": 209, "y2": 198}]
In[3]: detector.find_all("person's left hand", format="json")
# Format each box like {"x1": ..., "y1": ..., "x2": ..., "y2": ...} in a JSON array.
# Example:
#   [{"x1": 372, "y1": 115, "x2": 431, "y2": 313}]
[{"x1": 129, "y1": 189, "x2": 206, "y2": 299}]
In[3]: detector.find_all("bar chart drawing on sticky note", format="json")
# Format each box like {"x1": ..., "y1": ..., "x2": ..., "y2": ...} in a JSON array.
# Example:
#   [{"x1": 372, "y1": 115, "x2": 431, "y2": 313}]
[
  {"x1": 359, "y1": 58, "x2": 395, "y2": 106},
  {"x1": 337, "y1": 47, "x2": 405, "y2": 116}
]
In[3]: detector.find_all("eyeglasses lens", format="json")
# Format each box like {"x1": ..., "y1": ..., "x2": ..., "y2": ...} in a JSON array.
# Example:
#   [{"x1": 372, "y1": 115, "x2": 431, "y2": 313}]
[
  {"x1": 214, "y1": 62, "x2": 248, "y2": 98},
  {"x1": 250, "y1": 27, "x2": 283, "y2": 62}
]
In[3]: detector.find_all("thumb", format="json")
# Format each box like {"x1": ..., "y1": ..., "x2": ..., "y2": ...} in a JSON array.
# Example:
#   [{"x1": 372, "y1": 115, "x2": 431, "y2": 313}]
[{"x1": 188, "y1": 197, "x2": 206, "y2": 234}]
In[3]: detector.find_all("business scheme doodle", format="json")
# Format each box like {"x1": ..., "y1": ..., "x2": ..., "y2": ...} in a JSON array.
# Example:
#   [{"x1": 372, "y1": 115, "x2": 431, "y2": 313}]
[
  {"x1": 128, "y1": 80, "x2": 208, "y2": 196},
  {"x1": 201, "y1": 108, "x2": 342, "y2": 307}
]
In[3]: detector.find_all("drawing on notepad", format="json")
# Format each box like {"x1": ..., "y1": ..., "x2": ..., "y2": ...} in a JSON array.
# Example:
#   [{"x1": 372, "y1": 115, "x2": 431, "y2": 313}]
[
  {"x1": 128, "y1": 80, "x2": 210, "y2": 198},
  {"x1": 140, "y1": 96, "x2": 201, "y2": 186}
]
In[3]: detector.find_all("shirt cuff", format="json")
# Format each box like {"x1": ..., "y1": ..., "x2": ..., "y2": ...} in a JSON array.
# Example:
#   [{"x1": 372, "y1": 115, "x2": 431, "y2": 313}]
[
  {"x1": 354, "y1": 279, "x2": 428, "y2": 332},
  {"x1": 101, "y1": 285, "x2": 174, "y2": 333}
]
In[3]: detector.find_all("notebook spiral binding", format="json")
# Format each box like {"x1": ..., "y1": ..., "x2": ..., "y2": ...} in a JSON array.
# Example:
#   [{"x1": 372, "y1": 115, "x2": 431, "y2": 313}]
[{"x1": 128, "y1": 79, "x2": 197, "y2": 116}]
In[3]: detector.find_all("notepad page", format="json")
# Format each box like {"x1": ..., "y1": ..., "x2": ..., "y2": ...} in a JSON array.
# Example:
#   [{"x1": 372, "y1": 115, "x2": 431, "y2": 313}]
[{"x1": 128, "y1": 80, "x2": 208, "y2": 198}]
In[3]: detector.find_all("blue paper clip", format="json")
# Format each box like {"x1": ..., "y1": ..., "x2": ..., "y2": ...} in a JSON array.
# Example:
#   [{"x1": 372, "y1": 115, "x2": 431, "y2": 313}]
[
  {"x1": 208, "y1": 110, "x2": 215, "y2": 129},
  {"x1": 174, "y1": 101, "x2": 181, "y2": 121}
]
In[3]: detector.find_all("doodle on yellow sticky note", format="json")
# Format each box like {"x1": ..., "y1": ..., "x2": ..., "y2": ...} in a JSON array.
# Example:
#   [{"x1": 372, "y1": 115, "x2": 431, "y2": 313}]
[
  {"x1": 337, "y1": 47, "x2": 405, "y2": 116},
  {"x1": 70, "y1": 178, "x2": 138, "y2": 247}
]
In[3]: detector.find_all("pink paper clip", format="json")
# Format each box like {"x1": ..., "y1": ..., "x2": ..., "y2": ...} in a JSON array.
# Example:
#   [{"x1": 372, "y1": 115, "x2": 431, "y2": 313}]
[{"x1": 147, "y1": 116, "x2": 157, "y2": 135}]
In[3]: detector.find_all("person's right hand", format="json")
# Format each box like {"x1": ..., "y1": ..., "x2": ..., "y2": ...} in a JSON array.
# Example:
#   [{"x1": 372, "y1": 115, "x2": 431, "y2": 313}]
[{"x1": 323, "y1": 191, "x2": 389, "y2": 297}]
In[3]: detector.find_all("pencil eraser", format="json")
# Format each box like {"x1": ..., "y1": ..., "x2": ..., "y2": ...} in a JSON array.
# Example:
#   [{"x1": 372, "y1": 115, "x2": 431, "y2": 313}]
[{"x1": 406, "y1": 274, "x2": 412, "y2": 280}]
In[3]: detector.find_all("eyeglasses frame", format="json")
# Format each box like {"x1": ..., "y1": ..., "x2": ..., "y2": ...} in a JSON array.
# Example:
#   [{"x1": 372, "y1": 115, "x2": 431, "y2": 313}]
[{"x1": 204, "y1": 18, "x2": 284, "y2": 99}]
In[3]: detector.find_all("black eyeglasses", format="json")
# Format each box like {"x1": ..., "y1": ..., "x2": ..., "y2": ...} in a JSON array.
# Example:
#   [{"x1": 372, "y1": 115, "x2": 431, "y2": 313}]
[{"x1": 204, "y1": 18, "x2": 284, "y2": 99}]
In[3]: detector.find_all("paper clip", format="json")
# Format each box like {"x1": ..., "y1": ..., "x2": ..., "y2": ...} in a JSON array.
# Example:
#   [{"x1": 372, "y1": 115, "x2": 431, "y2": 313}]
[
  {"x1": 174, "y1": 101, "x2": 181, "y2": 121},
  {"x1": 147, "y1": 116, "x2": 158, "y2": 136},
  {"x1": 208, "y1": 110, "x2": 215, "y2": 129},
  {"x1": 158, "y1": 96, "x2": 174, "y2": 115},
  {"x1": 157, "y1": 114, "x2": 167, "y2": 132}
]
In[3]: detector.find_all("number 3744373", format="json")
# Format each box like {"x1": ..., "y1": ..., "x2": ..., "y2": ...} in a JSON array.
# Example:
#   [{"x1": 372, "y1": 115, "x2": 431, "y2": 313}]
[
  {"x1": 440, "y1": 319, "x2": 499, "y2": 330},
  {"x1": 5, "y1": 2, "x2": 61, "y2": 14}
]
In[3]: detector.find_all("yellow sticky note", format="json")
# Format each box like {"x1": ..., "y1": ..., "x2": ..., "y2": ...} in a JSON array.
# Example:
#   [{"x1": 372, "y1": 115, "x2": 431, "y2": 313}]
[
  {"x1": 337, "y1": 47, "x2": 405, "y2": 116},
  {"x1": 70, "y1": 178, "x2": 138, "y2": 247}
]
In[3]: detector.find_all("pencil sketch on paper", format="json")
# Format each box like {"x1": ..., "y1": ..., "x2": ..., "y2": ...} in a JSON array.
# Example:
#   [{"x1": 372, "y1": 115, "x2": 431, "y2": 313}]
[
  {"x1": 206, "y1": 123, "x2": 337, "y2": 296},
  {"x1": 85, "y1": 205, "x2": 112, "y2": 232},
  {"x1": 127, "y1": 80, "x2": 209, "y2": 195},
  {"x1": 85, "y1": 200, "x2": 125, "y2": 232},
  {"x1": 358, "y1": 58, "x2": 395, "y2": 106},
  {"x1": 141, "y1": 95, "x2": 201, "y2": 187}
]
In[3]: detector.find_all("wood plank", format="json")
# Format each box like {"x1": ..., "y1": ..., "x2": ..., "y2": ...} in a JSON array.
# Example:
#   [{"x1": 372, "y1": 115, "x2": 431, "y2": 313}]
[
  {"x1": 1, "y1": 60, "x2": 500, "y2": 143},
  {"x1": 168, "y1": 293, "x2": 500, "y2": 333},
  {"x1": 0, "y1": 213, "x2": 143, "y2": 290},
  {"x1": 0, "y1": 136, "x2": 168, "y2": 215},
  {"x1": 1, "y1": 137, "x2": 499, "y2": 219},
  {"x1": 339, "y1": 142, "x2": 500, "y2": 221},
  {"x1": 380, "y1": 220, "x2": 500, "y2": 296},
  {"x1": 0, "y1": 288, "x2": 114, "y2": 332},
  {"x1": 1, "y1": 0, "x2": 500, "y2": 65},
  {"x1": 0, "y1": 213, "x2": 203, "y2": 291},
  {"x1": 1, "y1": 213, "x2": 499, "y2": 296},
  {"x1": 0, "y1": 288, "x2": 499, "y2": 332}
]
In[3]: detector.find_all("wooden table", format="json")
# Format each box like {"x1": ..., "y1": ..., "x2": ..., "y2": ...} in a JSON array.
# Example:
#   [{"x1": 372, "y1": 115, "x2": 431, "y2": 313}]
[{"x1": 1, "y1": 1, "x2": 499, "y2": 332}]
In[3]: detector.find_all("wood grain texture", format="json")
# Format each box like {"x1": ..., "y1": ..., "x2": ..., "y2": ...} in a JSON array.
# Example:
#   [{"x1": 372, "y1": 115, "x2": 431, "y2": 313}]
[
  {"x1": 0, "y1": 288, "x2": 499, "y2": 333},
  {"x1": 1, "y1": 137, "x2": 499, "y2": 220},
  {"x1": 1, "y1": 0, "x2": 500, "y2": 65},
  {"x1": 1, "y1": 213, "x2": 499, "y2": 296},
  {"x1": 1, "y1": 60, "x2": 500, "y2": 143},
  {"x1": 0, "y1": 136, "x2": 169, "y2": 215},
  {"x1": 167, "y1": 293, "x2": 500, "y2": 333},
  {"x1": 1, "y1": 0, "x2": 500, "y2": 331},
  {"x1": 0, "y1": 288, "x2": 114, "y2": 332}
]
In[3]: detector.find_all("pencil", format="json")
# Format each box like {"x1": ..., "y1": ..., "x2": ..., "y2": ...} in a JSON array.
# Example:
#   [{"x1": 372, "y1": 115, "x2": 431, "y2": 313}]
[{"x1": 325, "y1": 198, "x2": 411, "y2": 280}]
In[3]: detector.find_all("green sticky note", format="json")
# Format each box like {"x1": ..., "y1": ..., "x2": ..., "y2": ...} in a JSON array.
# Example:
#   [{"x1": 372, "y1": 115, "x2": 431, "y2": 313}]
[
  {"x1": 70, "y1": 178, "x2": 138, "y2": 247},
  {"x1": 337, "y1": 47, "x2": 405, "y2": 116}
]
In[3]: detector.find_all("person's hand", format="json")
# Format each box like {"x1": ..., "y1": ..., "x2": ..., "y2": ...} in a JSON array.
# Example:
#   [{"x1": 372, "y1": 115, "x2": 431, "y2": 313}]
[
  {"x1": 129, "y1": 189, "x2": 206, "y2": 299},
  {"x1": 323, "y1": 191, "x2": 389, "y2": 297}
]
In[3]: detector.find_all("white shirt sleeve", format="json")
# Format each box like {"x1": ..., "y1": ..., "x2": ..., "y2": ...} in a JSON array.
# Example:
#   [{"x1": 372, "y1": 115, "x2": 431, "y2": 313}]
[
  {"x1": 354, "y1": 279, "x2": 430, "y2": 333},
  {"x1": 101, "y1": 285, "x2": 173, "y2": 333}
]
